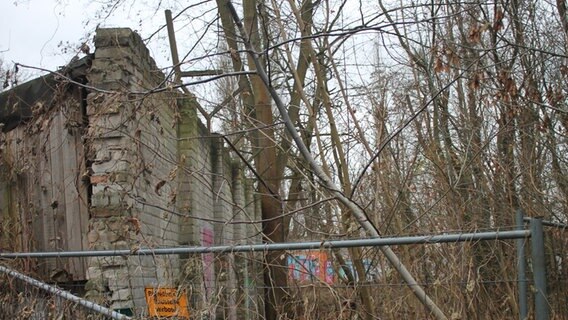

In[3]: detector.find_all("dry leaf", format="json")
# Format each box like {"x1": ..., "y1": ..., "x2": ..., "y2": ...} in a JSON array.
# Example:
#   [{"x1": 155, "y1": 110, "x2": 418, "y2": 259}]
[
  {"x1": 468, "y1": 23, "x2": 481, "y2": 43},
  {"x1": 126, "y1": 217, "x2": 141, "y2": 234},
  {"x1": 155, "y1": 180, "x2": 166, "y2": 196},
  {"x1": 494, "y1": 8, "x2": 504, "y2": 31}
]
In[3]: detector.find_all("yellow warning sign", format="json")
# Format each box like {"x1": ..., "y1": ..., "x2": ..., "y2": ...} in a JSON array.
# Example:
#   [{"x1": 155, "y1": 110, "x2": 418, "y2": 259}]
[{"x1": 144, "y1": 287, "x2": 190, "y2": 319}]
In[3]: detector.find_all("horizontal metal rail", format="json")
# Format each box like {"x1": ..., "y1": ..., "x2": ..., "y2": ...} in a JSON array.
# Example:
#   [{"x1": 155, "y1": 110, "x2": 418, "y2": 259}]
[
  {"x1": 523, "y1": 217, "x2": 568, "y2": 229},
  {"x1": 0, "y1": 229, "x2": 530, "y2": 259},
  {"x1": 0, "y1": 265, "x2": 131, "y2": 320}
]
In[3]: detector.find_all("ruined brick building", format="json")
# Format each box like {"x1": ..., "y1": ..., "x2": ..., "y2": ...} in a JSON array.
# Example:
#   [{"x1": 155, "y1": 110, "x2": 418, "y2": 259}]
[{"x1": 0, "y1": 28, "x2": 262, "y2": 318}]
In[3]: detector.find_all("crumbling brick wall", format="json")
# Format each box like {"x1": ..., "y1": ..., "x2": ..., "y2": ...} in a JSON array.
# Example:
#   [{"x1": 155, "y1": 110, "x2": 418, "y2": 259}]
[
  {"x1": 83, "y1": 27, "x2": 183, "y2": 313},
  {"x1": 81, "y1": 28, "x2": 262, "y2": 317}
]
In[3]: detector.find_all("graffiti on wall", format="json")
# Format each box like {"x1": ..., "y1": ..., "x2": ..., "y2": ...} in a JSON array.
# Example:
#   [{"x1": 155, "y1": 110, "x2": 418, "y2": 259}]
[
  {"x1": 287, "y1": 250, "x2": 380, "y2": 284},
  {"x1": 287, "y1": 251, "x2": 333, "y2": 284}
]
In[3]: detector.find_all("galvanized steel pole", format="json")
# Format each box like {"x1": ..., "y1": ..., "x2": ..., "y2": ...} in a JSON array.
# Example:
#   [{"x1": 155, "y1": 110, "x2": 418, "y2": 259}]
[
  {"x1": 516, "y1": 209, "x2": 528, "y2": 320},
  {"x1": 0, "y1": 265, "x2": 131, "y2": 320},
  {"x1": 530, "y1": 218, "x2": 549, "y2": 320}
]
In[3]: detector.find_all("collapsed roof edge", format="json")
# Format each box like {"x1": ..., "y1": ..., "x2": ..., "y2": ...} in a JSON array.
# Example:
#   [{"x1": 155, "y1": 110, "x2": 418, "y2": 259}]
[{"x1": 0, "y1": 55, "x2": 93, "y2": 132}]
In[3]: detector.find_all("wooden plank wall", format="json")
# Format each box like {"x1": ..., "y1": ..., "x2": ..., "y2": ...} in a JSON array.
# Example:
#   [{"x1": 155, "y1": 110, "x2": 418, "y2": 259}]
[{"x1": 0, "y1": 87, "x2": 89, "y2": 281}]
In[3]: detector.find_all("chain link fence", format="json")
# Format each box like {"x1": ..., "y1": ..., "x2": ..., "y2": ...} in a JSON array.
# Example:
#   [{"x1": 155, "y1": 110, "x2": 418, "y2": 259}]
[{"x1": 3, "y1": 223, "x2": 566, "y2": 319}]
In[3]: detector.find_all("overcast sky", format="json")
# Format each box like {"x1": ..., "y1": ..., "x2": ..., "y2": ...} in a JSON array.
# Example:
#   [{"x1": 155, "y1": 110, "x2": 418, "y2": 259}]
[
  {"x1": 0, "y1": 1, "x2": 222, "y2": 79},
  {"x1": 0, "y1": 0, "x2": 171, "y2": 75},
  {"x1": 0, "y1": 0, "x2": 376, "y2": 108},
  {"x1": 1, "y1": 1, "x2": 92, "y2": 70}
]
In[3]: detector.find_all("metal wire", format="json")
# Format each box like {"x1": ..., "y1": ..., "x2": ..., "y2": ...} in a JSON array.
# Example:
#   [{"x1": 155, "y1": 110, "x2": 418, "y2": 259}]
[{"x1": 0, "y1": 265, "x2": 131, "y2": 320}]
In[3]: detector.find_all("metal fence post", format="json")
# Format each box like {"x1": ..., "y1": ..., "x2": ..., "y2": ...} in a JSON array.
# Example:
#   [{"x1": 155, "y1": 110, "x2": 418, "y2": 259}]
[
  {"x1": 530, "y1": 217, "x2": 549, "y2": 320},
  {"x1": 516, "y1": 209, "x2": 528, "y2": 320}
]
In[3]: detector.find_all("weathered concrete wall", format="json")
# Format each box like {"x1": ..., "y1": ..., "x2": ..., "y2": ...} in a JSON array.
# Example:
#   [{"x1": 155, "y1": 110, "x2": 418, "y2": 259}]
[{"x1": 177, "y1": 91, "x2": 262, "y2": 319}]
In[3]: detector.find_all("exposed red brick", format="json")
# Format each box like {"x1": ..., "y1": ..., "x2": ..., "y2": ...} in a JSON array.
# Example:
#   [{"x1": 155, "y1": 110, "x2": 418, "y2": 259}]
[{"x1": 90, "y1": 175, "x2": 108, "y2": 184}]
